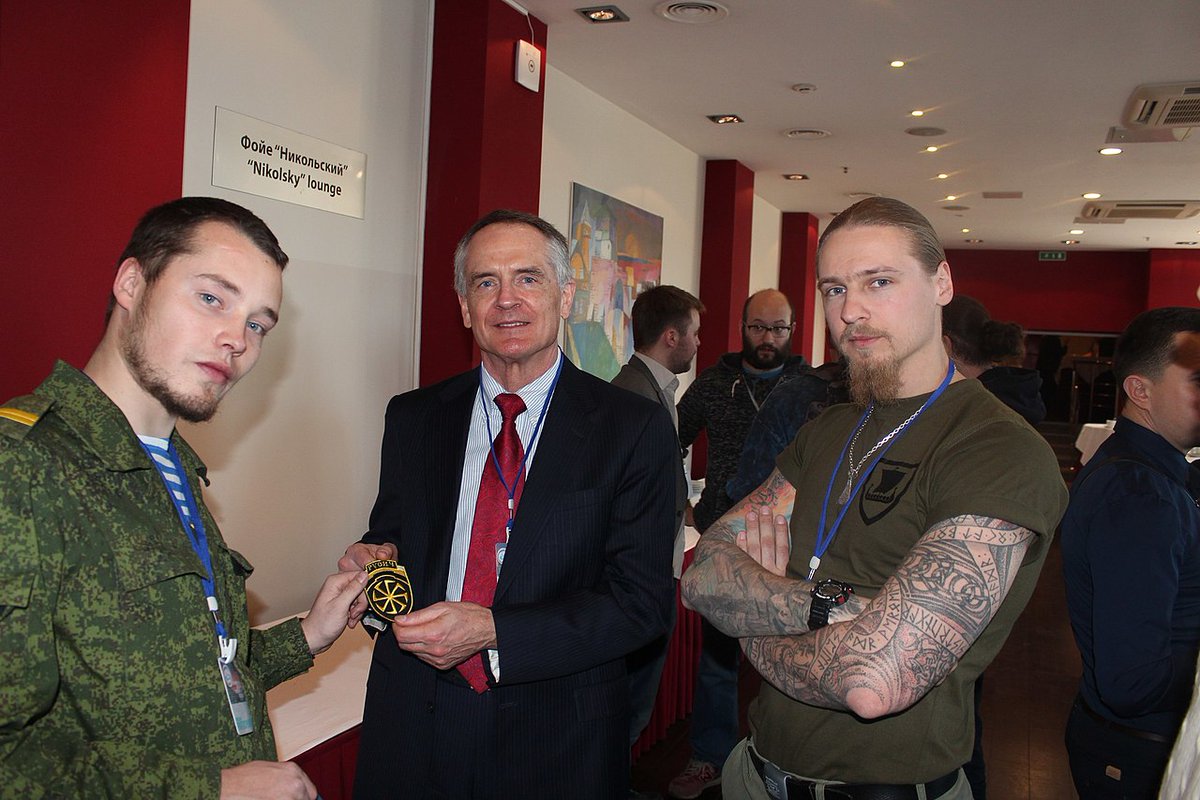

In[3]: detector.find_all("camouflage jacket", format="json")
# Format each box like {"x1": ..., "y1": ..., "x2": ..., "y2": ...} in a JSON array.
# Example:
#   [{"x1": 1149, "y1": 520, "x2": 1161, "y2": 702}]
[{"x1": 0, "y1": 362, "x2": 313, "y2": 799}]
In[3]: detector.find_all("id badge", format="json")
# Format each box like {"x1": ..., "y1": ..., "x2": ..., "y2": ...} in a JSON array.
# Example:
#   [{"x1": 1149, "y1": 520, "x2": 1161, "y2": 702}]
[
  {"x1": 218, "y1": 658, "x2": 255, "y2": 735},
  {"x1": 495, "y1": 541, "x2": 507, "y2": 577}
]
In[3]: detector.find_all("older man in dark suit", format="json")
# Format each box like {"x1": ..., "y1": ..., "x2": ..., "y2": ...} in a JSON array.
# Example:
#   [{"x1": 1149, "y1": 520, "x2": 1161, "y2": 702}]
[{"x1": 341, "y1": 209, "x2": 678, "y2": 800}]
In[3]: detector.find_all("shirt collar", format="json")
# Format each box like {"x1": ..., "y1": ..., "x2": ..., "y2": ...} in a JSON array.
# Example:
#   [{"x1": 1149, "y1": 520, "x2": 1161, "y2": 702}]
[
  {"x1": 633, "y1": 351, "x2": 679, "y2": 395},
  {"x1": 479, "y1": 350, "x2": 562, "y2": 415}
]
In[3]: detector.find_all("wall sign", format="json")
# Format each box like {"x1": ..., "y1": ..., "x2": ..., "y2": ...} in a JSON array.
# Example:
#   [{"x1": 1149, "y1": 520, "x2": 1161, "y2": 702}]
[{"x1": 211, "y1": 107, "x2": 366, "y2": 219}]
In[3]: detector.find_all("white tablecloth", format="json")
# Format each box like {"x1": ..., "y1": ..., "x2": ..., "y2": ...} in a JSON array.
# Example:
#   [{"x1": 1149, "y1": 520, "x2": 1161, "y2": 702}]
[{"x1": 1075, "y1": 422, "x2": 1115, "y2": 466}]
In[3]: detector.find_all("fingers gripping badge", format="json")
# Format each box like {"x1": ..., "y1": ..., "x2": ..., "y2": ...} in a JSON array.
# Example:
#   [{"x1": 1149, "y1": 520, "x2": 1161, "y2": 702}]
[{"x1": 362, "y1": 559, "x2": 413, "y2": 635}]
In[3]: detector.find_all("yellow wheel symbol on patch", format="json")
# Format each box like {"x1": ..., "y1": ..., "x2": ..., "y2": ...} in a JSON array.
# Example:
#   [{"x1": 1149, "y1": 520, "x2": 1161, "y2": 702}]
[{"x1": 364, "y1": 559, "x2": 413, "y2": 621}]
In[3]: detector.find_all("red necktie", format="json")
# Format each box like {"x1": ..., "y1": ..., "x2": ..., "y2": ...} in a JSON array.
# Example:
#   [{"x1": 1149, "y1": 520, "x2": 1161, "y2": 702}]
[{"x1": 458, "y1": 392, "x2": 526, "y2": 692}]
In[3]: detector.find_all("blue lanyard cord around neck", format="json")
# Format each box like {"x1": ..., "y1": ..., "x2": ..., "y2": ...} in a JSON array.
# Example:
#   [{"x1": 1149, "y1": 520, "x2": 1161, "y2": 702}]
[
  {"x1": 141, "y1": 440, "x2": 232, "y2": 649},
  {"x1": 478, "y1": 357, "x2": 563, "y2": 535},
  {"x1": 808, "y1": 361, "x2": 956, "y2": 580}
]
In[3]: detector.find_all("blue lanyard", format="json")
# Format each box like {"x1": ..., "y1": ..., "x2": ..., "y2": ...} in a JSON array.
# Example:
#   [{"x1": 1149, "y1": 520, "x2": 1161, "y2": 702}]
[
  {"x1": 478, "y1": 356, "x2": 563, "y2": 536},
  {"x1": 807, "y1": 361, "x2": 956, "y2": 580},
  {"x1": 142, "y1": 441, "x2": 231, "y2": 646}
]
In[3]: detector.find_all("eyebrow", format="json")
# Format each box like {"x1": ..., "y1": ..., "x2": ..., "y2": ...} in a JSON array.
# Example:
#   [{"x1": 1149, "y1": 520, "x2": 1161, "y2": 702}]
[
  {"x1": 816, "y1": 265, "x2": 899, "y2": 288},
  {"x1": 196, "y1": 272, "x2": 279, "y2": 323}
]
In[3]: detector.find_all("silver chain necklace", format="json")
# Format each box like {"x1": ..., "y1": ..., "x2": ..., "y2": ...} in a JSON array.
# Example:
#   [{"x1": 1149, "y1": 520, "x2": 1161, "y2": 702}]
[{"x1": 839, "y1": 403, "x2": 926, "y2": 504}]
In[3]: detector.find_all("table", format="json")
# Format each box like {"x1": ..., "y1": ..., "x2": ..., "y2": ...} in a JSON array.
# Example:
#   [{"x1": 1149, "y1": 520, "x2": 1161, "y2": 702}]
[{"x1": 1075, "y1": 422, "x2": 1115, "y2": 466}]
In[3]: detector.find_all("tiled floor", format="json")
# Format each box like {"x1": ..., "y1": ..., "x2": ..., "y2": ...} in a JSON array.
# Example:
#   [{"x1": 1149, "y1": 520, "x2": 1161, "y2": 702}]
[{"x1": 631, "y1": 537, "x2": 1083, "y2": 800}]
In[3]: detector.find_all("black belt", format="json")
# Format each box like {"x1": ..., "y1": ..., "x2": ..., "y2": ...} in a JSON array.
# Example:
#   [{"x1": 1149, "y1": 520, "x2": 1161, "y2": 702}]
[
  {"x1": 748, "y1": 743, "x2": 958, "y2": 800},
  {"x1": 1074, "y1": 695, "x2": 1171, "y2": 744}
]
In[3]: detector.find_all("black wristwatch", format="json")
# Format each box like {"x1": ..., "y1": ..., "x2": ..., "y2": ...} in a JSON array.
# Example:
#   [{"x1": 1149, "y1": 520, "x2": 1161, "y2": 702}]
[{"x1": 808, "y1": 579, "x2": 854, "y2": 630}]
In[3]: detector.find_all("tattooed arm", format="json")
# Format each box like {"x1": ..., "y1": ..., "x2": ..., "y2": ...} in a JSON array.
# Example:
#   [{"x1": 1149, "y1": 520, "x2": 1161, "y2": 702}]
[
  {"x1": 681, "y1": 468, "x2": 866, "y2": 636},
  {"x1": 741, "y1": 515, "x2": 1034, "y2": 719}
]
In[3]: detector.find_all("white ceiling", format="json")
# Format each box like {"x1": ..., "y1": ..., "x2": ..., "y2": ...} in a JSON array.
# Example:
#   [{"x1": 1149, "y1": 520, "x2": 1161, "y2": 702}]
[{"x1": 517, "y1": 0, "x2": 1200, "y2": 252}]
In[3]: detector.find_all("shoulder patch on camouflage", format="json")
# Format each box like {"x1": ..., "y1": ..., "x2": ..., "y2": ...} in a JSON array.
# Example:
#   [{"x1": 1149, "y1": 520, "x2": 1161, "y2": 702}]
[{"x1": 0, "y1": 395, "x2": 53, "y2": 442}]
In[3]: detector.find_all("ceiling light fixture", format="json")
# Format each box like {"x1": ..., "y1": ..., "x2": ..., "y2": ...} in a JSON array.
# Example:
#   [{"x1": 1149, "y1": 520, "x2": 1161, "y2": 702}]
[
  {"x1": 1069, "y1": 229, "x2": 1084, "y2": 235},
  {"x1": 1178, "y1": 241, "x2": 1199, "y2": 246},
  {"x1": 707, "y1": 114, "x2": 743, "y2": 124},
  {"x1": 1062, "y1": 240, "x2": 1080, "y2": 245},
  {"x1": 910, "y1": 110, "x2": 925, "y2": 117},
  {"x1": 576, "y1": 5, "x2": 630, "y2": 22},
  {"x1": 925, "y1": 146, "x2": 939, "y2": 153},
  {"x1": 783, "y1": 173, "x2": 809, "y2": 181},
  {"x1": 936, "y1": 173, "x2": 949, "y2": 180},
  {"x1": 944, "y1": 195, "x2": 957, "y2": 201},
  {"x1": 1098, "y1": 147, "x2": 1123, "y2": 156},
  {"x1": 890, "y1": 60, "x2": 905, "y2": 68},
  {"x1": 1082, "y1": 192, "x2": 1102, "y2": 199},
  {"x1": 791, "y1": 83, "x2": 817, "y2": 94},
  {"x1": 961, "y1": 228, "x2": 971, "y2": 233},
  {"x1": 964, "y1": 238, "x2": 983, "y2": 244}
]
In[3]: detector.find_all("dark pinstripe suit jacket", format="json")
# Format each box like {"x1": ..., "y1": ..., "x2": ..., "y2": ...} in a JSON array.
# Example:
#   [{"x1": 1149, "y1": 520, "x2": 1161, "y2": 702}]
[{"x1": 353, "y1": 358, "x2": 677, "y2": 799}]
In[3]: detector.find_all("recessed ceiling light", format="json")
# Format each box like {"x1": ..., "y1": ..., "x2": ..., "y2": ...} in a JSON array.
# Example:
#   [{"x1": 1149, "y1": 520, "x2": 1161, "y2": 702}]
[
  {"x1": 944, "y1": 195, "x2": 957, "y2": 201},
  {"x1": 1082, "y1": 192, "x2": 1102, "y2": 199},
  {"x1": 576, "y1": 5, "x2": 630, "y2": 22},
  {"x1": 655, "y1": 1, "x2": 729, "y2": 24},
  {"x1": 707, "y1": 114, "x2": 743, "y2": 124},
  {"x1": 1069, "y1": 229, "x2": 1084, "y2": 235},
  {"x1": 925, "y1": 146, "x2": 939, "y2": 153},
  {"x1": 1062, "y1": 240, "x2": 1080, "y2": 245},
  {"x1": 964, "y1": 238, "x2": 983, "y2": 244},
  {"x1": 1177, "y1": 241, "x2": 1199, "y2": 246},
  {"x1": 890, "y1": 60, "x2": 906, "y2": 68},
  {"x1": 961, "y1": 228, "x2": 971, "y2": 233},
  {"x1": 791, "y1": 83, "x2": 817, "y2": 94},
  {"x1": 910, "y1": 109, "x2": 925, "y2": 117},
  {"x1": 783, "y1": 173, "x2": 809, "y2": 181},
  {"x1": 936, "y1": 173, "x2": 949, "y2": 180},
  {"x1": 1098, "y1": 147, "x2": 1123, "y2": 156}
]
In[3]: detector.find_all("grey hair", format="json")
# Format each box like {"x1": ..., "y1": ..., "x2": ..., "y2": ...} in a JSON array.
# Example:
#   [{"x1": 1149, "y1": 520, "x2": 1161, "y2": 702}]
[{"x1": 453, "y1": 209, "x2": 572, "y2": 295}]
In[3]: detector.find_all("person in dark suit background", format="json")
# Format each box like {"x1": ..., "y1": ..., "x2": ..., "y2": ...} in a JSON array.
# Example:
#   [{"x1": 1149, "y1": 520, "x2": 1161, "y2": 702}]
[
  {"x1": 340, "y1": 209, "x2": 678, "y2": 800},
  {"x1": 610, "y1": 285, "x2": 704, "y2": 793}
]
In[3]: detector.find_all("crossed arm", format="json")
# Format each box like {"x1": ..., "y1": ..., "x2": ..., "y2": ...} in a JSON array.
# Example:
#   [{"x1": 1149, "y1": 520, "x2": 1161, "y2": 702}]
[{"x1": 682, "y1": 467, "x2": 1035, "y2": 719}]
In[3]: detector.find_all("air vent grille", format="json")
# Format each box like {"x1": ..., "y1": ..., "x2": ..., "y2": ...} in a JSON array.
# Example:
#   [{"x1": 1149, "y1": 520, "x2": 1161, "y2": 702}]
[
  {"x1": 1124, "y1": 82, "x2": 1200, "y2": 128},
  {"x1": 1081, "y1": 200, "x2": 1200, "y2": 220}
]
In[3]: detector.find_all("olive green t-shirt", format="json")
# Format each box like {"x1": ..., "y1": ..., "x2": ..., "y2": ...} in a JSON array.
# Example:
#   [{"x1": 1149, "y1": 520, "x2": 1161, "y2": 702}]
[{"x1": 751, "y1": 378, "x2": 1067, "y2": 783}]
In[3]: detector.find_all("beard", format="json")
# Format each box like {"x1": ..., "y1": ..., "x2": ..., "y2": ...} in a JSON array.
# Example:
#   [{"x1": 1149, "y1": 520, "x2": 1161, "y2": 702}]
[
  {"x1": 121, "y1": 303, "x2": 221, "y2": 424},
  {"x1": 742, "y1": 332, "x2": 791, "y2": 370},
  {"x1": 847, "y1": 356, "x2": 901, "y2": 408},
  {"x1": 841, "y1": 325, "x2": 900, "y2": 407}
]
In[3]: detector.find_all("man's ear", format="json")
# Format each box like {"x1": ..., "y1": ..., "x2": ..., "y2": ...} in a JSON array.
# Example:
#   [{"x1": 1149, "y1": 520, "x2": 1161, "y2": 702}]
[
  {"x1": 1122, "y1": 373, "x2": 1152, "y2": 411},
  {"x1": 662, "y1": 327, "x2": 680, "y2": 349},
  {"x1": 112, "y1": 257, "x2": 145, "y2": 314}
]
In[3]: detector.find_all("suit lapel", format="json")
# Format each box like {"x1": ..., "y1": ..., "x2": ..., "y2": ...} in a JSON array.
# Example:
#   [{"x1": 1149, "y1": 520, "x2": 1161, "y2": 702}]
[
  {"x1": 420, "y1": 371, "x2": 476, "y2": 606},
  {"x1": 494, "y1": 360, "x2": 593, "y2": 601}
]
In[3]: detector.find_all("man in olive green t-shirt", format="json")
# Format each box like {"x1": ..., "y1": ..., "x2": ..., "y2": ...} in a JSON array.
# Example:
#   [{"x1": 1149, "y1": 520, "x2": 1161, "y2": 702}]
[{"x1": 682, "y1": 197, "x2": 1067, "y2": 800}]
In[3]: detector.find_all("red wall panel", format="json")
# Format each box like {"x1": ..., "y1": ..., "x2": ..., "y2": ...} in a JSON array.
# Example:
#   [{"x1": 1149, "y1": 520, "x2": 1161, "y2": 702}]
[
  {"x1": 945, "y1": 249, "x2": 1149, "y2": 334},
  {"x1": 1, "y1": 2, "x2": 189, "y2": 399},
  {"x1": 1146, "y1": 249, "x2": 1200, "y2": 310}
]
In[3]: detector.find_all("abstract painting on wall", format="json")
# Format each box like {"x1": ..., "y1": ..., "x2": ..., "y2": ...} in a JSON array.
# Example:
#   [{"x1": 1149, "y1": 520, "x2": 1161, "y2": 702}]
[{"x1": 564, "y1": 183, "x2": 664, "y2": 380}]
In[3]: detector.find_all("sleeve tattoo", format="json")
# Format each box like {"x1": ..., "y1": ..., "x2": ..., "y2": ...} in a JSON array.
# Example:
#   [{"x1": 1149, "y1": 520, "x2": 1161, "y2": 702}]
[
  {"x1": 682, "y1": 470, "x2": 866, "y2": 636},
  {"x1": 742, "y1": 515, "x2": 1034, "y2": 719}
]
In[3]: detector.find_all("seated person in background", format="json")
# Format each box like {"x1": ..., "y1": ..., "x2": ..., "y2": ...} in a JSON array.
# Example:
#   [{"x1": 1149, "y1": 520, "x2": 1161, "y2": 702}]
[
  {"x1": 1061, "y1": 307, "x2": 1200, "y2": 800},
  {"x1": 942, "y1": 294, "x2": 1046, "y2": 425}
]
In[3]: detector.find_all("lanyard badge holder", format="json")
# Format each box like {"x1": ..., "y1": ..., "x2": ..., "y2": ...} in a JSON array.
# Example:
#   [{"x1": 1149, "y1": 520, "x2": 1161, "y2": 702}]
[{"x1": 144, "y1": 440, "x2": 254, "y2": 735}]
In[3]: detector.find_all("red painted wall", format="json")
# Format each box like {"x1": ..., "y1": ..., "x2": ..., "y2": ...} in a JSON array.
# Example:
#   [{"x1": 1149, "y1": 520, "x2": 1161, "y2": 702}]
[
  {"x1": 1147, "y1": 249, "x2": 1200, "y2": 310},
  {"x1": 696, "y1": 160, "x2": 754, "y2": 372},
  {"x1": 778, "y1": 212, "x2": 819, "y2": 361},
  {"x1": 946, "y1": 249, "x2": 1149, "y2": 334},
  {"x1": 0, "y1": 2, "x2": 189, "y2": 399}
]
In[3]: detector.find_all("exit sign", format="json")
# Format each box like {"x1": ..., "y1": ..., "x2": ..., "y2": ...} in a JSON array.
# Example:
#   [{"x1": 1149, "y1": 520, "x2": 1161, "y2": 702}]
[{"x1": 1038, "y1": 251, "x2": 1067, "y2": 261}]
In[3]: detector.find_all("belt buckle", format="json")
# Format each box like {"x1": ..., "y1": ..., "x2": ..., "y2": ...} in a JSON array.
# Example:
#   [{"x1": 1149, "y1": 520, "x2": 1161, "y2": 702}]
[{"x1": 761, "y1": 759, "x2": 793, "y2": 800}]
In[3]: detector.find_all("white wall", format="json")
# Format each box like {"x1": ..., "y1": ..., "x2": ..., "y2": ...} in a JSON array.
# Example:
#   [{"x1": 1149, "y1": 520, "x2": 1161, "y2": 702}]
[
  {"x1": 180, "y1": 0, "x2": 431, "y2": 622},
  {"x1": 750, "y1": 194, "x2": 782, "y2": 295},
  {"x1": 539, "y1": 66, "x2": 705, "y2": 390}
]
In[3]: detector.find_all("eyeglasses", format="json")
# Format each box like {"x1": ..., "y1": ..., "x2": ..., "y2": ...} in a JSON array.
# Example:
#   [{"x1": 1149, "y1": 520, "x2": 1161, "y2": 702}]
[{"x1": 744, "y1": 323, "x2": 795, "y2": 338}]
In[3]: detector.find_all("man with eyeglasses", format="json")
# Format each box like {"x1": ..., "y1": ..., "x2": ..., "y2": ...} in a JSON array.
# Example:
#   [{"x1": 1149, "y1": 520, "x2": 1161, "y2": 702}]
[{"x1": 669, "y1": 289, "x2": 809, "y2": 799}]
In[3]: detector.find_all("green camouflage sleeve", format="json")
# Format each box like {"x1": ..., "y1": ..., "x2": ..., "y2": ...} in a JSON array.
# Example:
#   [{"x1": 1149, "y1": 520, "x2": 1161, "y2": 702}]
[
  {"x1": 0, "y1": 437, "x2": 64, "y2": 793},
  {"x1": 249, "y1": 617, "x2": 314, "y2": 691}
]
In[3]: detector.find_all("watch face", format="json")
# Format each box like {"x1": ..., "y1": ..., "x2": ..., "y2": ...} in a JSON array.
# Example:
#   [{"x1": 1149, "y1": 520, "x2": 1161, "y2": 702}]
[{"x1": 814, "y1": 580, "x2": 849, "y2": 602}]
